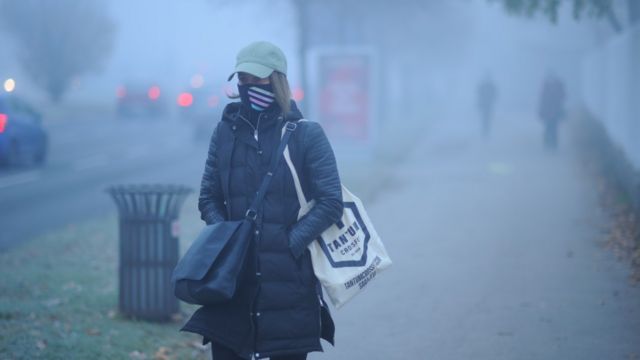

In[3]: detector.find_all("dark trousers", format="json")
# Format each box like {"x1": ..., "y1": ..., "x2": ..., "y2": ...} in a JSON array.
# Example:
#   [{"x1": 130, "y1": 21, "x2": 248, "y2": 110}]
[
  {"x1": 543, "y1": 120, "x2": 559, "y2": 150},
  {"x1": 211, "y1": 342, "x2": 307, "y2": 360},
  {"x1": 480, "y1": 110, "x2": 492, "y2": 138}
]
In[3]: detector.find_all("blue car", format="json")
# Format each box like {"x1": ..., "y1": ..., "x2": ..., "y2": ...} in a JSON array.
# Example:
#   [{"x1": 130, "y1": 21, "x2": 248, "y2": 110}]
[{"x1": 0, "y1": 95, "x2": 47, "y2": 167}]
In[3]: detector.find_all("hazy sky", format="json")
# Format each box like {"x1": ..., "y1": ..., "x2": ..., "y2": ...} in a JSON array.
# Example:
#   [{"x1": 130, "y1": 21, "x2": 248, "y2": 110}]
[
  {"x1": 103, "y1": 0, "x2": 300, "y2": 100},
  {"x1": 0, "y1": 0, "x2": 614, "y2": 114}
]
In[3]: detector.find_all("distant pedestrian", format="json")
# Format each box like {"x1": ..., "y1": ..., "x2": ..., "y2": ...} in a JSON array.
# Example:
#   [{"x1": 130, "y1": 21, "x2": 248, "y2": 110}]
[
  {"x1": 477, "y1": 74, "x2": 498, "y2": 138},
  {"x1": 538, "y1": 72, "x2": 566, "y2": 151},
  {"x1": 180, "y1": 41, "x2": 343, "y2": 360}
]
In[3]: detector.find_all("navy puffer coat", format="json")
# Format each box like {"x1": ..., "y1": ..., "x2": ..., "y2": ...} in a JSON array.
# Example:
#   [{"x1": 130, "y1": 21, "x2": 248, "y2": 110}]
[{"x1": 181, "y1": 100, "x2": 343, "y2": 359}]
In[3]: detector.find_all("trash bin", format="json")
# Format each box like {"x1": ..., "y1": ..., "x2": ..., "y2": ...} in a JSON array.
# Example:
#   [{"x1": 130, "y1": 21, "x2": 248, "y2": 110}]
[{"x1": 107, "y1": 184, "x2": 192, "y2": 321}]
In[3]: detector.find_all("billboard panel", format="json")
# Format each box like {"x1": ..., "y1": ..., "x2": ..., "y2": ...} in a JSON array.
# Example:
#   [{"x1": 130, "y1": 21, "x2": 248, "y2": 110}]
[{"x1": 307, "y1": 47, "x2": 377, "y2": 155}]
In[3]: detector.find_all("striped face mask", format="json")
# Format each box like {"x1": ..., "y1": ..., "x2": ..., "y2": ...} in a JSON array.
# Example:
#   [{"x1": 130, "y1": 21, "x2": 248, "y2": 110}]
[{"x1": 238, "y1": 83, "x2": 276, "y2": 112}]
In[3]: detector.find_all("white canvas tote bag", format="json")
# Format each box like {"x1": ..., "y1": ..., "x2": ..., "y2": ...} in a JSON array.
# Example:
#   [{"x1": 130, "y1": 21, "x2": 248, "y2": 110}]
[{"x1": 282, "y1": 121, "x2": 392, "y2": 308}]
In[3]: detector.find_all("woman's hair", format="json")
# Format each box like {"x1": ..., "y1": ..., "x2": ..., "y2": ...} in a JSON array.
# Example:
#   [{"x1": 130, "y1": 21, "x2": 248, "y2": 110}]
[
  {"x1": 270, "y1": 71, "x2": 291, "y2": 115},
  {"x1": 226, "y1": 71, "x2": 291, "y2": 115}
]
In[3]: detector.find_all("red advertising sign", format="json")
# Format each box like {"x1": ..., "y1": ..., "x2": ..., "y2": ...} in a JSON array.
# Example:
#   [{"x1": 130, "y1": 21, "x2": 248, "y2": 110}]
[{"x1": 308, "y1": 48, "x2": 375, "y2": 147}]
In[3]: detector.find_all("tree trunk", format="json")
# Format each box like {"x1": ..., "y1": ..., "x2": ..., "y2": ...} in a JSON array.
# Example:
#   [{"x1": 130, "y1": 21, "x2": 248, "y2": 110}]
[
  {"x1": 291, "y1": 0, "x2": 309, "y2": 113},
  {"x1": 606, "y1": 7, "x2": 623, "y2": 33},
  {"x1": 629, "y1": 0, "x2": 640, "y2": 25}
]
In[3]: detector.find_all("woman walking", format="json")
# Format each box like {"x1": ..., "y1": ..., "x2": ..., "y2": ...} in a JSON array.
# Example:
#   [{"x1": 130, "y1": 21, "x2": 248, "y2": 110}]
[{"x1": 181, "y1": 41, "x2": 343, "y2": 360}]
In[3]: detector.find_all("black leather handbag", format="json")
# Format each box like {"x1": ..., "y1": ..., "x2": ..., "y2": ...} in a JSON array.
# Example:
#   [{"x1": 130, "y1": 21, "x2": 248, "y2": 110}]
[{"x1": 171, "y1": 122, "x2": 297, "y2": 305}]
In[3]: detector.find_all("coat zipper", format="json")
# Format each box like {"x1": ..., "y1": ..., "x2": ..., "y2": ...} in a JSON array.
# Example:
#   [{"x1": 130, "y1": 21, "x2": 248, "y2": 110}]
[{"x1": 238, "y1": 112, "x2": 263, "y2": 141}]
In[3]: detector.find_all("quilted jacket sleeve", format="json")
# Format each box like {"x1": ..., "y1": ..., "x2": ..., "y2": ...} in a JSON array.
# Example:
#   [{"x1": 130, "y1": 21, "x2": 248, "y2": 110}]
[
  {"x1": 288, "y1": 122, "x2": 344, "y2": 259},
  {"x1": 198, "y1": 123, "x2": 227, "y2": 225}
]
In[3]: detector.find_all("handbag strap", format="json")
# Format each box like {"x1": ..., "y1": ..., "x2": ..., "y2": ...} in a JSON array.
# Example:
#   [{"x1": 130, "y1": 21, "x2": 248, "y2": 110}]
[
  {"x1": 244, "y1": 121, "x2": 298, "y2": 221},
  {"x1": 282, "y1": 120, "x2": 309, "y2": 209}
]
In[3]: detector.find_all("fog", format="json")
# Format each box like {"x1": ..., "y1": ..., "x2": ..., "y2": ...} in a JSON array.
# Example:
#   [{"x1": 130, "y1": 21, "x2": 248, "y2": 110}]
[
  {"x1": 0, "y1": 0, "x2": 609, "y2": 120},
  {"x1": 1, "y1": 0, "x2": 639, "y2": 359}
]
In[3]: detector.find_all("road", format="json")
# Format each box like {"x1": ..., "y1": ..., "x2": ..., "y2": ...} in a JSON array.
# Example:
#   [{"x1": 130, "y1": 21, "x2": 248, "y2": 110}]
[
  {"x1": 311, "y1": 116, "x2": 640, "y2": 359},
  {"x1": 0, "y1": 111, "x2": 210, "y2": 251}
]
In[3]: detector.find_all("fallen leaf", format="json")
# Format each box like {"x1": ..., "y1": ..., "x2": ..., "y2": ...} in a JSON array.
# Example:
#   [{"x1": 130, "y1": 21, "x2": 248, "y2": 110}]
[
  {"x1": 154, "y1": 346, "x2": 171, "y2": 360},
  {"x1": 129, "y1": 350, "x2": 147, "y2": 359},
  {"x1": 189, "y1": 340, "x2": 207, "y2": 351},
  {"x1": 86, "y1": 328, "x2": 101, "y2": 336},
  {"x1": 62, "y1": 282, "x2": 83, "y2": 292},
  {"x1": 36, "y1": 340, "x2": 47, "y2": 350},
  {"x1": 43, "y1": 298, "x2": 61, "y2": 308},
  {"x1": 170, "y1": 312, "x2": 184, "y2": 322}
]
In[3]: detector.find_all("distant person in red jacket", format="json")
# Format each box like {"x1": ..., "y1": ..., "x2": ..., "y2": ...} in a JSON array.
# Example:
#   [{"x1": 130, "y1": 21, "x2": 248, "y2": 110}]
[{"x1": 538, "y1": 72, "x2": 566, "y2": 151}]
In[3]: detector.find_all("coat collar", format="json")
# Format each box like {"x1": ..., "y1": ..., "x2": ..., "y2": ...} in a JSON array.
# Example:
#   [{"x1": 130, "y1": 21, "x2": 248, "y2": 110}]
[
  {"x1": 221, "y1": 100, "x2": 304, "y2": 149},
  {"x1": 221, "y1": 100, "x2": 304, "y2": 125}
]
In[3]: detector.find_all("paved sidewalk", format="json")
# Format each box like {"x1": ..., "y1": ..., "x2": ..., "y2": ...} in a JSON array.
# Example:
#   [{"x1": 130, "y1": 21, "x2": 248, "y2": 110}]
[{"x1": 311, "y1": 117, "x2": 640, "y2": 360}]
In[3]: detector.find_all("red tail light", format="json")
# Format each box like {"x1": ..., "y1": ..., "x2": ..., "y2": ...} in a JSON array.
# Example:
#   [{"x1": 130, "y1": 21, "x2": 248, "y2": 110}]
[
  {"x1": 292, "y1": 87, "x2": 304, "y2": 101},
  {"x1": 177, "y1": 92, "x2": 193, "y2": 107},
  {"x1": 0, "y1": 113, "x2": 7, "y2": 133},
  {"x1": 148, "y1": 86, "x2": 161, "y2": 100},
  {"x1": 116, "y1": 86, "x2": 127, "y2": 99}
]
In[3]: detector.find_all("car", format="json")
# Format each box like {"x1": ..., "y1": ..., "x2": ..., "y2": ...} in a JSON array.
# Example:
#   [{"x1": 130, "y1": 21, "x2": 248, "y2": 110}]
[
  {"x1": 116, "y1": 82, "x2": 167, "y2": 118},
  {"x1": 0, "y1": 95, "x2": 48, "y2": 167},
  {"x1": 177, "y1": 86, "x2": 224, "y2": 140}
]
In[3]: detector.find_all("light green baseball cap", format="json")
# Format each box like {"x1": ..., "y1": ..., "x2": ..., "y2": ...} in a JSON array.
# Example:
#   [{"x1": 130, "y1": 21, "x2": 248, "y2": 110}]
[{"x1": 227, "y1": 41, "x2": 287, "y2": 81}]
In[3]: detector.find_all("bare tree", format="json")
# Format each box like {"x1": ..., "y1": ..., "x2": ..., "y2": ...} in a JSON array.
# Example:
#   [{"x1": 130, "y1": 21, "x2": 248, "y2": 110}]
[
  {"x1": 0, "y1": 0, "x2": 115, "y2": 102},
  {"x1": 488, "y1": 0, "x2": 635, "y2": 33}
]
